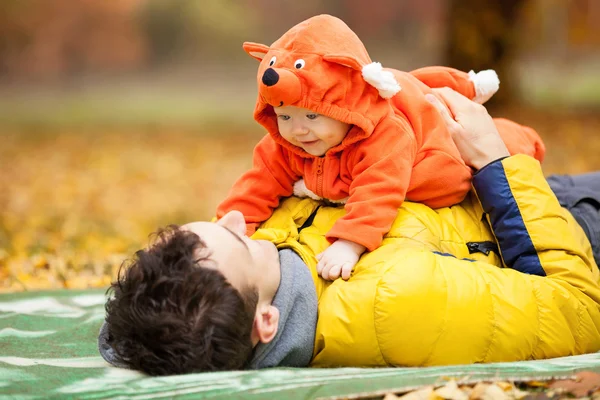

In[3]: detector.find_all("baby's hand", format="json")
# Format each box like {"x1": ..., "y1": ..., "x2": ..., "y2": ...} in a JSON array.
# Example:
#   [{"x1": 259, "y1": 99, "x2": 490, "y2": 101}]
[{"x1": 317, "y1": 239, "x2": 366, "y2": 281}]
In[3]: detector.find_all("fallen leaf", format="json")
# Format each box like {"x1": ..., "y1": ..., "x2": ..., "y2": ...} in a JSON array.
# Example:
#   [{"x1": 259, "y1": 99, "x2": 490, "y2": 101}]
[
  {"x1": 519, "y1": 394, "x2": 554, "y2": 400},
  {"x1": 548, "y1": 371, "x2": 600, "y2": 397},
  {"x1": 480, "y1": 383, "x2": 508, "y2": 400},
  {"x1": 397, "y1": 386, "x2": 434, "y2": 400},
  {"x1": 469, "y1": 382, "x2": 491, "y2": 399},
  {"x1": 0, "y1": 248, "x2": 9, "y2": 262},
  {"x1": 524, "y1": 381, "x2": 550, "y2": 388},
  {"x1": 435, "y1": 380, "x2": 468, "y2": 400},
  {"x1": 512, "y1": 387, "x2": 530, "y2": 400},
  {"x1": 495, "y1": 382, "x2": 513, "y2": 391}
]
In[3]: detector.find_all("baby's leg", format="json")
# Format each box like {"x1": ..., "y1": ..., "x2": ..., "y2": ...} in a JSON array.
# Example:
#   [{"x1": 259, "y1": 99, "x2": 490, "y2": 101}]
[
  {"x1": 493, "y1": 118, "x2": 546, "y2": 163},
  {"x1": 410, "y1": 66, "x2": 499, "y2": 104}
]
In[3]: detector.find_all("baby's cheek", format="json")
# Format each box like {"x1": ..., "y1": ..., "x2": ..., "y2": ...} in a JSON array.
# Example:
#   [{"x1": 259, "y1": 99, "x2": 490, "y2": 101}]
[
  {"x1": 283, "y1": 136, "x2": 298, "y2": 146},
  {"x1": 326, "y1": 132, "x2": 345, "y2": 146},
  {"x1": 279, "y1": 130, "x2": 294, "y2": 143}
]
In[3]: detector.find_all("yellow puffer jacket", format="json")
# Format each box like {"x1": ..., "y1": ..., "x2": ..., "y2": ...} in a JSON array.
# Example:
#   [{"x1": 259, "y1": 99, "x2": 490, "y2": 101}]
[{"x1": 252, "y1": 155, "x2": 600, "y2": 366}]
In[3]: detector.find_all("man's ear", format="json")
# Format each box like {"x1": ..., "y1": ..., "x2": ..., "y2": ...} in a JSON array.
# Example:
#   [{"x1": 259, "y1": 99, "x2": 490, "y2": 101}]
[
  {"x1": 243, "y1": 42, "x2": 270, "y2": 61},
  {"x1": 252, "y1": 304, "x2": 279, "y2": 344}
]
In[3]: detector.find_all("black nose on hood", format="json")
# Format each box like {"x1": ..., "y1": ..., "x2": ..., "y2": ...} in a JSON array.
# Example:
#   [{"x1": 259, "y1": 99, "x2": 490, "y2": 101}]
[{"x1": 262, "y1": 68, "x2": 279, "y2": 87}]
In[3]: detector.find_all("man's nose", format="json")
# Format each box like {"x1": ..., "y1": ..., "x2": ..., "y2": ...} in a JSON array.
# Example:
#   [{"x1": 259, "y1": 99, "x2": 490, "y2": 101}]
[{"x1": 220, "y1": 210, "x2": 247, "y2": 236}]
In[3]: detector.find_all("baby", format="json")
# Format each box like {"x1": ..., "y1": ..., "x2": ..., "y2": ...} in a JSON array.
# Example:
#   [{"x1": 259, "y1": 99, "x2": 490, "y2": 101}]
[{"x1": 217, "y1": 14, "x2": 545, "y2": 280}]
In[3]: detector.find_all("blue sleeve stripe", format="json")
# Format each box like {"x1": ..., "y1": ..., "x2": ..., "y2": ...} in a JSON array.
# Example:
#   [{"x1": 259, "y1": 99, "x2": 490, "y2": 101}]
[{"x1": 473, "y1": 160, "x2": 546, "y2": 276}]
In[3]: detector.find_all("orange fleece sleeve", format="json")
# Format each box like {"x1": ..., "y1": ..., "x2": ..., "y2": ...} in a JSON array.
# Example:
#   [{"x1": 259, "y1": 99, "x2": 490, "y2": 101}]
[
  {"x1": 409, "y1": 66, "x2": 477, "y2": 99},
  {"x1": 216, "y1": 135, "x2": 300, "y2": 235},
  {"x1": 326, "y1": 118, "x2": 417, "y2": 251}
]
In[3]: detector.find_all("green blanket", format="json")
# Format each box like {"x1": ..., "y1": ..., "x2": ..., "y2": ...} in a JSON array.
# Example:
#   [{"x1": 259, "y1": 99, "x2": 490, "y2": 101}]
[{"x1": 2, "y1": 290, "x2": 600, "y2": 400}]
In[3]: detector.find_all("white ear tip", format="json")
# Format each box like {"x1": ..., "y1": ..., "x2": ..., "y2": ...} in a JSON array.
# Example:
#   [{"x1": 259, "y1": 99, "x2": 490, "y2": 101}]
[
  {"x1": 362, "y1": 62, "x2": 401, "y2": 99},
  {"x1": 468, "y1": 69, "x2": 499, "y2": 104}
]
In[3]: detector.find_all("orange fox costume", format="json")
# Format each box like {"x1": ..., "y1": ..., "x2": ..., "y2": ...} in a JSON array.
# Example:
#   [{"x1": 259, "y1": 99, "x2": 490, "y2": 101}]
[{"x1": 216, "y1": 14, "x2": 545, "y2": 251}]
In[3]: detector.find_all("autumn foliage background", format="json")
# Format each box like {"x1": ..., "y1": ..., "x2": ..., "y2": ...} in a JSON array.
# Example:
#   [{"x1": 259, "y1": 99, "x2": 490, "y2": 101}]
[{"x1": 1, "y1": 0, "x2": 599, "y2": 292}]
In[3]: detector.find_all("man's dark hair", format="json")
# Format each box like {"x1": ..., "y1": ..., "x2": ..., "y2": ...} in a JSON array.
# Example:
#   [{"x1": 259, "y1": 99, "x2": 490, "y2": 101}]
[{"x1": 104, "y1": 225, "x2": 259, "y2": 375}]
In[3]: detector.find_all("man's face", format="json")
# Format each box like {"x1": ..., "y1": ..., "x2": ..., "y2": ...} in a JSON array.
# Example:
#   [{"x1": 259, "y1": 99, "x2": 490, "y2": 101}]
[
  {"x1": 181, "y1": 211, "x2": 280, "y2": 303},
  {"x1": 274, "y1": 105, "x2": 351, "y2": 156}
]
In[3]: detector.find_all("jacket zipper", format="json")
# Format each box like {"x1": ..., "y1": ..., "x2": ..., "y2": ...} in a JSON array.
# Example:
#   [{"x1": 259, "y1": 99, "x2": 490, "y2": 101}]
[
  {"x1": 466, "y1": 241, "x2": 500, "y2": 256},
  {"x1": 316, "y1": 158, "x2": 325, "y2": 198}
]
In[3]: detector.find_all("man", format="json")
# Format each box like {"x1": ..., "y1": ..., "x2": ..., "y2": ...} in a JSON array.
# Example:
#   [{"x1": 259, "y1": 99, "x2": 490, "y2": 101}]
[{"x1": 99, "y1": 89, "x2": 600, "y2": 375}]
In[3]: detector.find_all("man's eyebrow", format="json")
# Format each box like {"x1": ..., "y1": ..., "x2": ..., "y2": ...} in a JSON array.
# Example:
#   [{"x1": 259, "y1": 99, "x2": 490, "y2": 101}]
[{"x1": 222, "y1": 226, "x2": 250, "y2": 251}]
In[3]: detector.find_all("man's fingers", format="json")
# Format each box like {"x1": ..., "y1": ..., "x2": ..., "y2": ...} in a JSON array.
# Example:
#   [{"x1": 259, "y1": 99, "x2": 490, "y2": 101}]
[
  {"x1": 426, "y1": 92, "x2": 467, "y2": 137},
  {"x1": 425, "y1": 93, "x2": 461, "y2": 130},
  {"x1": 425, "y1": 93, "x2": 453, "y2": 123},
  {"x1": 316, "y1": 252, "x2": 323, "y2": 261},
  {"x1": 431, "y1": 87, "x2": 473, "y2": 117}
]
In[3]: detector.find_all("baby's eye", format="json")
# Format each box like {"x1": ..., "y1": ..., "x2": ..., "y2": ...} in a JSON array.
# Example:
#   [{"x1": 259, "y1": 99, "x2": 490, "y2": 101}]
[
  {"x1": 306, "y1": 113, "x2": 319, "y2": 120},
  {"x1": 269, "y1": 56, "x2": 277, "y2": 67},
  {"x1": 277, "y1": 115, "x2": 290, "y2": 121},
  {"x1": 294, "y1": 59, "x2": 306, "y2": 69}
]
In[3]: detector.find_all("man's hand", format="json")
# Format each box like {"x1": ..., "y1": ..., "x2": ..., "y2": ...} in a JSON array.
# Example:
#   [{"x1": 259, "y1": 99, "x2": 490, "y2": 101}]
[
  {"x1": 426, "y1": 88, "x2": 510, "y2": 170},
  {"x1": 317, "y1": 239, "x2": 366, "y2": 281}
]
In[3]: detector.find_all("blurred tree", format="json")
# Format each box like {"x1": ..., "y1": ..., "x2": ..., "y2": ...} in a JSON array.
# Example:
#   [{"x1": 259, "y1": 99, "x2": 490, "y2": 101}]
[
  {"x1": 140, "y1": 0, "x2": 260, "y2": 65},
  {"x1": 568, "y1": 0, "x2": 600, "y2": 48},
  {"x1": 0, "y1": 0, "x2": 147, "y2": 81},
  {"x1": 239, "y1": 0, "x2": 447, "y2": 68},
  {"x1": 445, "y1": 0, "x2": 528, "y2": 106}
]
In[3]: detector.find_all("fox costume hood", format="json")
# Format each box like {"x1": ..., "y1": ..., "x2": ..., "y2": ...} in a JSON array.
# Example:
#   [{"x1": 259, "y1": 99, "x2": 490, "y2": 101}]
[
  {"x1": 217, "y1": 14, "x2": 545, "y2": 251},
  {"x1": 244, "y1": 14, "x2": 400, "y2": 154}
]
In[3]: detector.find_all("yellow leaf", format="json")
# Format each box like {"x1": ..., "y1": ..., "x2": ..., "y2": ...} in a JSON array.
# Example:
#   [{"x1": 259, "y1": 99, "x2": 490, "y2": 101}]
[
  {"x1": 434, "y1": 380, "x2": 468, "y2": 400},
  {"x1": 480, "y1": 384, "x2": 508, "y2": 400},
  {"x1": 397, "y1": 386, "x2": 434, "y2": 400}
]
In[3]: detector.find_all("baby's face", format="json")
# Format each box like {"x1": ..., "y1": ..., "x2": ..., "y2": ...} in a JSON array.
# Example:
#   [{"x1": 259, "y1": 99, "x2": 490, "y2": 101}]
[{"x1": 274, "y1": 106, "x2": 351, "y2": 156}]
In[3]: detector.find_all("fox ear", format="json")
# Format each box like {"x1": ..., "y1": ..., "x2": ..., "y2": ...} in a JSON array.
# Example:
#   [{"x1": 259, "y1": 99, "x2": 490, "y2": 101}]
[
  {"x1": 322, "y1": 54, "x2": 363, "y2": 71},
  {"x1": 324, "y1": 55, "x2": 401, "y2": 99},
  {"x1": 361, "y1": 62, "x2": 402, "y2": 99},
  {"x1": 243, "y1": 42, "x2": 270, "y2": 61}
]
